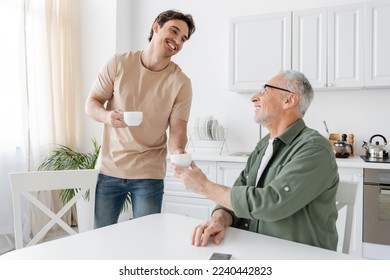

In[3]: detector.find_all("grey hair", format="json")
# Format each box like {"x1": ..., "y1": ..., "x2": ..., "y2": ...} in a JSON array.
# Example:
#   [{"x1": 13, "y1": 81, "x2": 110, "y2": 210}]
[{"x1": 279, "y1": 70, "x2": 314, "y2": 116}]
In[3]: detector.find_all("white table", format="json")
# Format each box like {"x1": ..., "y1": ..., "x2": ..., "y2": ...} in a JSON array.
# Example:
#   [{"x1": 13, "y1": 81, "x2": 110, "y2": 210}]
[{"x1": 0, "y1": 213, "x2": 362, "y2": 260}]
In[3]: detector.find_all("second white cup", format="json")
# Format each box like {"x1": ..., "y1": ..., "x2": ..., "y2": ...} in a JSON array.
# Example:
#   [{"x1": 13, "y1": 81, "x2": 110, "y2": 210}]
[
  {"x1": 170, "y1": 153, "x2": 192, "y2": 168},
  {"x1": 124, "y1": 111, "x2": 143, "y2": 126}
]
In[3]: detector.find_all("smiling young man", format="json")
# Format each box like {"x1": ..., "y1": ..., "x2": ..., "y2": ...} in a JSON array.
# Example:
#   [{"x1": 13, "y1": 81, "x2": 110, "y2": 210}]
[
  {"x1": 173, "y1": 70, "x2": 339, "y2": 251},
  {"x1": 85, "y1": 10, "x2": 196, "y2": 228}
]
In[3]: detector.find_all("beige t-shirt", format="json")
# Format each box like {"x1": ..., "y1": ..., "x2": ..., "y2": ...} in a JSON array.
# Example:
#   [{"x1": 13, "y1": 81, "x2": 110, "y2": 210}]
[{"x1": 92, "y1": 51, "x2": 192, "y2": 179}]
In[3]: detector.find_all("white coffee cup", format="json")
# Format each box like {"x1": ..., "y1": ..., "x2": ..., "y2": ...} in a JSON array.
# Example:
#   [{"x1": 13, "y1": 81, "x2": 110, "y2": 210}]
[
  {"x1": 124, "y1": 111, "x2": 143, "y2": 126},
  {"x1": 170, "y1": 153, "x2": 192, "y2": 168}
]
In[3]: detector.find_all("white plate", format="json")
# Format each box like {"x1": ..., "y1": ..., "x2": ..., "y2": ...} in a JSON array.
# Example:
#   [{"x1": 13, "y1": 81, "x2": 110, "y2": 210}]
[
  {"x1": 206, "y1": 118, "x2": 213, "y2": 140},
  {"x1": 211, "y1": 120, "x2": 219, "y2": 140},
  {"x1": 216, "y1": 125, "x2": 225, "y2": 141},
  {"x1": 201, "y1": 115, "x2": 212, "y2": 140},
  {"x1": 200, "y1": 116, "x2": 208, "y2": 139},
  {"x1": 193, "y1": 117, "x2": 200, "y2": 139}
]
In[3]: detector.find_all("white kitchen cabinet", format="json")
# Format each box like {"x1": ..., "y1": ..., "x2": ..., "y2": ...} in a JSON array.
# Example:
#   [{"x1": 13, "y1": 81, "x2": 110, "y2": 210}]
[
  {"x1": 162, "y1": 195, "x2": 216, "y2": 220},
  {"x1": 230, "y1": 2, "x2": 390, "y2": 92},
  {"x1": 163, "y1": 160, "x2": 217, "y2": 219},
  {"x1": 216, "y1": 161, "x2": 245, "y2": 187},
  {"x1": 365, "y1": 0, "x2": 390, "y2": 87},
  {"x1": 292, "y1": 8, "x2": 327, "y2": 89},
  {"x1": 337, "y1": 167, "x2": 363, "y2": 257},
  {"x1": 164, "y1": 160, "x2": 216, "y2": 199},
  {"x1": 229, "y1": 12, "x2": 292, "y2": 92},
  {"x1": 163, "y1": 159, "x2": 245, "y2": 220},
  {"x1": 292, "y1": 4, "x2": 365, "y2": 89},
  {"x1": 328, "y1": 4, "x2": 365, "y2": 88}
]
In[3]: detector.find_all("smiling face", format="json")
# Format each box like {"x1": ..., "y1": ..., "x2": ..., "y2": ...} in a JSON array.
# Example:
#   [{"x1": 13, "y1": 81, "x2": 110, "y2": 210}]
[
  {"x1": 251, "y1": 75, "x2": 288, "y2": 126},
  {"x1": 152, "y1": 19, "x2": 189, "y2": 57}
]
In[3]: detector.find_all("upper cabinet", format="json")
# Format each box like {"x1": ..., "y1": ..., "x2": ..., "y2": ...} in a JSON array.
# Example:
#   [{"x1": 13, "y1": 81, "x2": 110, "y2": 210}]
[
  {"x1": 328, "y1": 4, "x2": 365, "y2": 88},
  {"x1": 229, "y1": 1, "x2": 390, "y2": 92},
  {"x1": 365, "y1": 0, "x2": 390, "y2": 87},
  {"x1": 229, "y1": 12, "x2": 291, "y2": 92},
  {"x1": 292, "y1": 4, "x2": 365, "y2": 89},
  {"x1": 292, "y1": 8, "x2": 328, "y2": 89}
]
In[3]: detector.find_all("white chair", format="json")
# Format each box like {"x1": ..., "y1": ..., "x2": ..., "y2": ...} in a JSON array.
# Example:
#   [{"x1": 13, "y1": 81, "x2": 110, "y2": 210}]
[
  {"x1": 9, "y1": 169, "x2": 98, "y2": 249},
  {"x1": 335, "y1": 180, "x2": 358, "y2": 254}
]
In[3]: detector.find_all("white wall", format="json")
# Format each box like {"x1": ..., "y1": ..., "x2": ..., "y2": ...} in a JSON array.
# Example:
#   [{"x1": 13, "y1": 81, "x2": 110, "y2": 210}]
[
  {"x1": 79, "y1": 0, "x2": 390, "y2": 155},
  {"x1": 79, "y1": 0, "x2": 117, "y2": 151}
]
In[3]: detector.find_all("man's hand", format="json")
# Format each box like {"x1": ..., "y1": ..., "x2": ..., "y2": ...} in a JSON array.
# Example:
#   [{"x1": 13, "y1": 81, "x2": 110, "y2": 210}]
[
  {"x1": 106, "y1": 109, "x2": 127, "y2": 128},
  {"x1": 173, "y1": 162, "x2": 233, "y2": 210},
  {"x1": 172, "y1": 162, "x2": 209, "y2": 195},
  {"x1": 192, "y1": 209, "x2": 232, "y2": 246}
]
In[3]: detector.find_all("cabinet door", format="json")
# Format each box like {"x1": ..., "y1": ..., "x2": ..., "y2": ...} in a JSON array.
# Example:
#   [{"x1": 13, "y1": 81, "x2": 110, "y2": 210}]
[
  {"x1": 162, "y1": 195, "x2": 216, "y2": 220},
  {"x1": 164, "y1": 160, "x2": 216, "y2": 198},
  {"x1": 328, "y1": 4, "x2": 365, "y2": 88},
  {"x1": 365, "y1": 0, "x2": 390, "y2": 87},
  {"x1": 217, "y1": 162, "x2": 246, "y2": 187},
  {"x1": 292, "y1": 8, "x2": 327, "y2": 89},
  {"x1": 229, "y1": 12, "x2": 292, "y2": 92}
]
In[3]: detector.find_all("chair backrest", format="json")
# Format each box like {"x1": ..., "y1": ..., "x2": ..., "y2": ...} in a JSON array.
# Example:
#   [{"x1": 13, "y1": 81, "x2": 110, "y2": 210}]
[
  {"x1": 335, "y1": 180, "x2": 358, "y2": 254},
  {"x1": 9, "y1": 169, "x2": 98, "y2": 249}
]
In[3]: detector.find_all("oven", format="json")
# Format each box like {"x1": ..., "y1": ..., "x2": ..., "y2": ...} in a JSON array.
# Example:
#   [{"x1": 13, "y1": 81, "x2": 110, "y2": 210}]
[{"x1": 363, "y1": 168, "x2": 390, "y2": 259}]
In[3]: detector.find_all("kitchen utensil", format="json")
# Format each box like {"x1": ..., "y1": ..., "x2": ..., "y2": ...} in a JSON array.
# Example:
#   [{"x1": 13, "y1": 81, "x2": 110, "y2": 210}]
[
  {"x1": 211, "y1": 119, "x2": 219, "y2": 140},
  {"x1": 323, "y1": 121, "x2": 330, "y2": 137},
  {"x1": 170, "y1": 153, "x2": 192, "y2": 168},
  {"x1": 216, "y1": 125, "x2": 225, "y2": 141},
  {"x1": 333, "y1": 134, "x2": 353, "y2": 158},
  {"x1": 123, "y1": 111, "x2": 143, "y2": 126},
  {"x1": 199, "y1": 116, "x2": 208, "y2": 139},
  {"x1": 201, "y1": 116, "x2": 212, "y2": 140},
  {"x1": 362, "y1": 134, "x2": 389, "y2": 159},
  {"x1": 193, "y1": 117, "x2": 200, "y2": 139},
  {"x1": 206, "y1": 117, "x2": 213, "y2": 140}
]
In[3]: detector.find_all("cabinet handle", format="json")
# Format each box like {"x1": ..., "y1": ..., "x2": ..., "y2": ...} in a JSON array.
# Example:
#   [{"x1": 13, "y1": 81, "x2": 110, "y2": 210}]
[{"x1": 381, "y1": 189, "x2": 390, "y2": 195}]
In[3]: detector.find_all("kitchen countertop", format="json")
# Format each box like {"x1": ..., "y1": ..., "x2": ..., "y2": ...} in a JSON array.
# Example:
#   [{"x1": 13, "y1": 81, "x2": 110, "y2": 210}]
[
  {"x1": 186, "y1": 153, "x2": 390, "y2": 170},
  {"x1": 191, "y1": 152, "x2": 249, "y2": 163}
]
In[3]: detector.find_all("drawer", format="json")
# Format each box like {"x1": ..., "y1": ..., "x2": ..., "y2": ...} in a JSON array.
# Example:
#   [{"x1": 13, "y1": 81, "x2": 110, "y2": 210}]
[{"x1": 162, "y1": 195, "x2": 216, "y2": 220}]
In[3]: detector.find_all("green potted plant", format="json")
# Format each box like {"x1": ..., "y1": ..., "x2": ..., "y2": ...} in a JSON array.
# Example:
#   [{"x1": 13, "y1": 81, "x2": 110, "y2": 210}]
[{"x1": 38, "y1": 139, "x2": 131, "y2": 210}]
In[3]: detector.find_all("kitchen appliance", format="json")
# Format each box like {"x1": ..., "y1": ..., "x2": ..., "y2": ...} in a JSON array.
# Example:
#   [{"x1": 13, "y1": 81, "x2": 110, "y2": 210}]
[
  {"x1": 329, "y1": 132, "x2": 355, "y2": 157},
  {"x1": 363, "y1": 168, "x2": 390, "y2": 259},
  {"x1": 361, "y1": 134, "x2": 390, "y2": 163},
  {"x1": 333, "y1": 134, "x2": 353, "y2": 158}
]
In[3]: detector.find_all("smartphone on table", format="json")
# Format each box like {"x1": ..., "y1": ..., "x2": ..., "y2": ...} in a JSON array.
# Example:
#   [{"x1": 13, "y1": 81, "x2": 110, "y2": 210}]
[{"x1": 209, "y1": 252, "x2": 232, "y2": 260}]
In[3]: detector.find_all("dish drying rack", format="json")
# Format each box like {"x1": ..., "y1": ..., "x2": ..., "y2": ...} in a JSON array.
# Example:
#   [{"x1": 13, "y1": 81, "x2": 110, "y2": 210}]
[{"x1": 187, "y1": 127, "x2": 229, "y2": 155}]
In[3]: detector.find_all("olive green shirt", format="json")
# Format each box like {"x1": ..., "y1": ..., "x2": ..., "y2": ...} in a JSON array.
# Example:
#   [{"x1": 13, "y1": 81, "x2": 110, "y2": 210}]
[{"x1": 215, "y1": 119, "x2": 339, "y2": 251}]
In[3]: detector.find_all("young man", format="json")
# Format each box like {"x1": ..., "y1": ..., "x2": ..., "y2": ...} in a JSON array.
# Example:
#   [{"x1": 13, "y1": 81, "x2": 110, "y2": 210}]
[
  {"x1": 85, "y1": 10, "x2": 196, "y2": 228},
  {"x1": 173, "y1": 70, "x2": 339, "y2": 251}
]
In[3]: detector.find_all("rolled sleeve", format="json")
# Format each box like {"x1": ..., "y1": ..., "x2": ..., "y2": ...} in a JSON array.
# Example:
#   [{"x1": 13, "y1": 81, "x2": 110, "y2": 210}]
[{"x1": 231, "y1": 185, "x2": 253, "y2": 218}]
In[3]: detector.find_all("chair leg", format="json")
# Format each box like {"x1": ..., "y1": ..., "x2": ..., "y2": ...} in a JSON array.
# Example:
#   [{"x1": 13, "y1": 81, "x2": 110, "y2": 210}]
[
  {"x1": 342, "y1": 205, "x2": 354, "y2": 254},
  {"x1": 12, "y1": 192, "x2": 24, "y2": 250}
]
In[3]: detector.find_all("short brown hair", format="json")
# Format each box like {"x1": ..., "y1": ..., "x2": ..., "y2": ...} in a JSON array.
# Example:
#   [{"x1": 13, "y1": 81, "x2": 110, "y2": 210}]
[{"x1": 148, "y1": 10, "x2": 196, "y2": 42}]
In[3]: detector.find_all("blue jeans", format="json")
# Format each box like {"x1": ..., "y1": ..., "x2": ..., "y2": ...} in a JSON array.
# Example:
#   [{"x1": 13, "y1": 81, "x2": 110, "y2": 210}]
[{"x1": 94, "y1": 173, "x2": 164, "y2": 228}]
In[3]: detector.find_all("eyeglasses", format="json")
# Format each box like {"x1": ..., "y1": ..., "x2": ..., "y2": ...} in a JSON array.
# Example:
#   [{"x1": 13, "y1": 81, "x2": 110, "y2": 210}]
[{"x1": 260, "y1": 84, "x2": 292, "y2": 94}]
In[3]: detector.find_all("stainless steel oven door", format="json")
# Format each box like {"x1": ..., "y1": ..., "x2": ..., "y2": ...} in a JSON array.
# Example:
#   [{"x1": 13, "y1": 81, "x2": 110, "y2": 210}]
[{"x1": 363, "y1": 184, "x2": 390, "y2": 245}]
